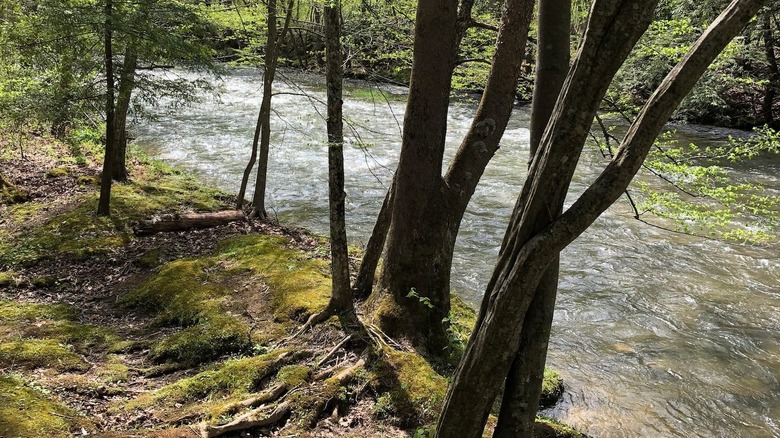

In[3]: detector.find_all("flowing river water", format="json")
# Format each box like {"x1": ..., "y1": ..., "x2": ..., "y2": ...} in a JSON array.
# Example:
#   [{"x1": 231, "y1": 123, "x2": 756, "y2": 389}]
[{"x1": 132, "y1": 68, "x2": 780, "y2": 437}]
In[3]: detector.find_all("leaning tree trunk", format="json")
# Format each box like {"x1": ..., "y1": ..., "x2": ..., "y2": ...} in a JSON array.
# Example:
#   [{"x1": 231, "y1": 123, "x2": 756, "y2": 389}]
[
  {"x1": 494, "y1": 1, "x2": 570, "y2": 435},
  {"x1": 98, "y1": 0, "x2": 116, "y2": 217},
  {"x1": 112, "y1": 46, "x2": 138, "y2": 182},
  {"x1": 351, "y1": 174, "x2": 395, "y2": 300},
  {"x1": 436, "y1": 0, "x2": 766, "y2": 436},
  {"x1": 374, "y1": 0, "x2": 535, "y2": 355}
]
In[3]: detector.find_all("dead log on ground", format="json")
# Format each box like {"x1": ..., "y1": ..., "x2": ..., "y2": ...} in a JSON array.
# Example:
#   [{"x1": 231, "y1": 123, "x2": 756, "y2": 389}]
[{"x1": 134, "y1": 210, "x2": 246, "y2": 235}]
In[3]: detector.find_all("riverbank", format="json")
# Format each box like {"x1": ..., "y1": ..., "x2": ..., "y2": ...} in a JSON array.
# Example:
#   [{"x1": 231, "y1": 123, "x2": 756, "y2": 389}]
[{"x1": 0, "y1": 131, "x2": 580, "y2": 437}]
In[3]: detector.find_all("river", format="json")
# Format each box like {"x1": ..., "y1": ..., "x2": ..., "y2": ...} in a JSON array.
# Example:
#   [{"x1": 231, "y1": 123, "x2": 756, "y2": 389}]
[{"x1": 131, "y1": 68, "x2": 780, "y2": 437}]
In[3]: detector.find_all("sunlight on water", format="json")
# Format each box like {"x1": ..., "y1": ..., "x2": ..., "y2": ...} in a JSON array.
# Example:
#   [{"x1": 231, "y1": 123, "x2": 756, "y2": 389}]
[{"x1": 132, "y1": 68, "x2": 780, "y2": 438}]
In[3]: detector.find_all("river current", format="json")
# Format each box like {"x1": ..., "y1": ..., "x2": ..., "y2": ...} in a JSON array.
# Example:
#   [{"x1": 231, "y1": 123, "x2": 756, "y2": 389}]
[{"x1": 132, "y1": 68, "x2": 780, "y2": 437}]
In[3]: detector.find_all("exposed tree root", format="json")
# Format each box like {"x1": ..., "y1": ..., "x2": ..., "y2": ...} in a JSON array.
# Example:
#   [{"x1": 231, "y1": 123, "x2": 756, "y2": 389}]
[
  {"x1": 200, "y1": 401, "x2": 290, "y2": 438},
  {"x1": 219, "y1": 382, "x2": 288, "y2": 416}
]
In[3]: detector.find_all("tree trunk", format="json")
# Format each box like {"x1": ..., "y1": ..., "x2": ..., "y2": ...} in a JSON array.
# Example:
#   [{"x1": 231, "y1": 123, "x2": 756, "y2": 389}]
[
  {"x1": 374, "y1": 0, "x2": 535, "y2": 355},
  {"x1": 237, "y1": 0, "x2": 296, "y2": 211},
  {"x1": 112, "y1": 47, "x2": 138, "y2": 182},
  {"x1": 494, "y1": 1, "x2": 571, "y2": 435},
  {"x1": 249, "y1": 0, "x2": 278, "y2": 220},
  {"x1": 436, "y1": 0, "x2": 766, "y2": 436},
  {"x1": 324, "y1": 0, "x2": 353, "y2": 315},
  {"x1": 374, "y1": 0, "x2": 460, "y2": 354},
  {"x1": 98, "y1": 0, "x2": 116, "y2": 217},
  {"x1": 352, "y1": 174, "x2": 395, "y2": 300},
  {"x1": 762, "y1": 11, "x2": 778, "y2": 126}
]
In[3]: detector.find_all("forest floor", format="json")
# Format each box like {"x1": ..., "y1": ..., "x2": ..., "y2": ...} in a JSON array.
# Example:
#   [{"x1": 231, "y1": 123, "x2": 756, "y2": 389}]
[{"x1": 0, "y1": 131, "x2": 581, "y2": 438}]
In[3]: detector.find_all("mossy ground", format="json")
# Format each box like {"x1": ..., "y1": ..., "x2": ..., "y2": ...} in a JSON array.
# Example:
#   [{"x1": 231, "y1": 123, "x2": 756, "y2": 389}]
[{"x1": 0, "y1": 131, "x2": 580, "y2": 437}]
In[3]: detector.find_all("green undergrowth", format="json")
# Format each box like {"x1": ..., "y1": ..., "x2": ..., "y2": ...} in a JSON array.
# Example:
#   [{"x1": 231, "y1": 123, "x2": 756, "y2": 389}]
[
  {"x1": 0, "y1": 374, "x2": 92, "y2": 437},
  {"x1": 118, "y1": 234, "x2": 330, "y2": 367},
  {"x1": 0, "y1": 152, "x2": 227, "y2": 267},
  {"x1": 0, "y1": 300, "x2": 123, "y2": 371}
]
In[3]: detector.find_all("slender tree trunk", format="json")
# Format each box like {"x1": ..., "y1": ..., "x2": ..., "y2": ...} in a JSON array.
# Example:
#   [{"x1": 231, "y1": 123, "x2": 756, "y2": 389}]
[
  {"x1": 352, "y1": 175, "x2": 395, "y2": 300},
  {"x1": 98, "y1": 0, "x2": 116, "y2": 217},
  {"x1": 324, "y1": 0, "x2": 353, "y2": 314},
  {"x1": 249, "y1": 0, "x2": 278, "y2": 219},
  {"x1": 237, "y1": 0, "x2": 294, "y2": 210},
  {"x1": 436, "y1": 0, "x2": 766, "y2": 436},
  {"x1": 494, "y1": 2, "x2": 570, "y2": 436},
  {"x1": 762, "y1": 12, "x2": 778, "y2": 126},
  {"x1": 112, "y1": 47, "x2": 138, "y2": 182}
]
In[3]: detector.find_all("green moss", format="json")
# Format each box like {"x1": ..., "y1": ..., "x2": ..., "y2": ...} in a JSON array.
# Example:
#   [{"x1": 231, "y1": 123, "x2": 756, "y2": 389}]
[
  {"x1": 148, "y1": 314, "x2": 251, "y2": 365},
  {"x1": 45, "y1": 167, "x2": 69, "y2": 178},
  {"x1": 130, "y1": 349, "x2": 290, "y2": 409},
  {"x1": 371, "y1": 349, "x2": 447, "y2": 428},
  {"x1": 0, "y1": 301, "x2": 122, "y2": 371},
  {"x1": 0, "y1": 339, "x2": 88, "y2": 371},
  {"x1": 97, "y1": 355, "x2": 130, "y2": 384},
  {"x1": 30, "y1": 276, "x2": 57, "y2": 288},
  {"x1": 540, "y1": 369, "x2": 564, "y2": 408},
  {"x1": 0, "y1": 271, "x2": 16, "y2": 287},
  {"x1": 0, "y1": 301, "x2": 76, "y2": 322},
  {"x1": 534, "y1": 416, "x2": 587, "y2": 438},
  {"x1": 216, "y1": 235, "x2": 331, "y2": 323},
  {"x1": 277, "y1": 364, "x2": 311, "y2": 388},
  {"x1": 137, "y1": 248, "x2": 161, "y2": 268},
  {"x1": 76, "y1": 175, "x2": 99, "y2": 186},
  {"x1": 0, "y1": 374, "x2": 92, "y2": 437},
  {"x1": 0, "y1": 164, "x2": 229, "y2": 267},
  {"x1": 119, "y1": 258, "x2": 251, "y2": 365},
  {"x1": 0, "y1": 183, "x2": 28, "y2": 205}
]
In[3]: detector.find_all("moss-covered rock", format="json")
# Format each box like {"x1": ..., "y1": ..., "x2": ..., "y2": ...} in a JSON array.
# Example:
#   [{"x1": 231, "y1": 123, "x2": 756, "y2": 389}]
[
  {"x1": 0, "y1": 374, "x2": 92, "y2": 437},
  {"x1": 0, "y1": 339, "x2": 88, "y2": 371},
  {"x1": 45, "y1": 167, "x2": 69, "y2": 178},
  {"x1": 534, "y1": 416, "x2": 588, "y2": 438}
]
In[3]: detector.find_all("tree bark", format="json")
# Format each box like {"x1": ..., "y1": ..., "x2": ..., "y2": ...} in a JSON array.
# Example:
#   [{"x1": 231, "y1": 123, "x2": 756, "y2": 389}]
[
  {"x1": 351, "y1": 175, "x2": 395, "y2": 300},
  {"x1": 133, "y1": 211, "x2": 246, "y2": 235},
  {"x1": 436, "y1": 1, "x2": 660, "y2": 436},
  {"x1": 494, "y1": 1, "x2": 570, "y2": 436},
  {"x1": 375, "y1": 0, "x2": 535, "y2": 355},
  {"x1": 762, "y1": 11, "x2": 778, "y2": 126},
  {"x1": 436, "y1": 0, "x2": 766, "y2": 436},
  {"x1": 98, "y1": 0, "x2": 116, "y2": 217},
  {"x1": 324, "y1": 0, "x2": 353, "y2": 315},
  {"x1": 112, "y1": 46, "x2": 138, "y2": 182},
  {"x1": 375, "y1": 0, "x2": 461, "y2": 353}
]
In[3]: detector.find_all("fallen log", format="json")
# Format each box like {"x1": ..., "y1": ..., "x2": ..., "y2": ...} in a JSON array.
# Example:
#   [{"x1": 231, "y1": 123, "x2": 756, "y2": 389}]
[{"x1": 134, "y1": 210, "x2": 246, "y2": 235}]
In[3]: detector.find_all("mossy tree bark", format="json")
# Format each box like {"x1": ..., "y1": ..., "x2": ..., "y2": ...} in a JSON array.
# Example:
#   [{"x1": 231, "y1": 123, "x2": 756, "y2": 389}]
[
  {"x1": 436, "y1": 0, "x2": 767, "y2": 436},
  {"x1": 98, "y1": 0, "x2": 116, "y2": 217},
  {"x1": 373, "y1": 0, "x2": 535, "y2": 355}
]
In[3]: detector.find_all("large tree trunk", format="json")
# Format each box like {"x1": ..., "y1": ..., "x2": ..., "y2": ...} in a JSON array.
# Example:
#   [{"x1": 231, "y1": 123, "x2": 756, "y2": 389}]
[
  {"x1": 374, "y1": 0, "x2": 535, "y2": 355},
  {"x1": 436, "y1": 0, "x2": 766, "y2": 436},
  {"x1": 494, "y1": 1, "x2": 571, "y2": 435},
  {"x1": 98, "y1": 0, "x2": 116, "y2": 217},
  {"x1": 112, "y1": 47, "x2": 138, "y2": 182},
  {"x1": 374, "y1": 0, "x2": 460, "y2": 354}
]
